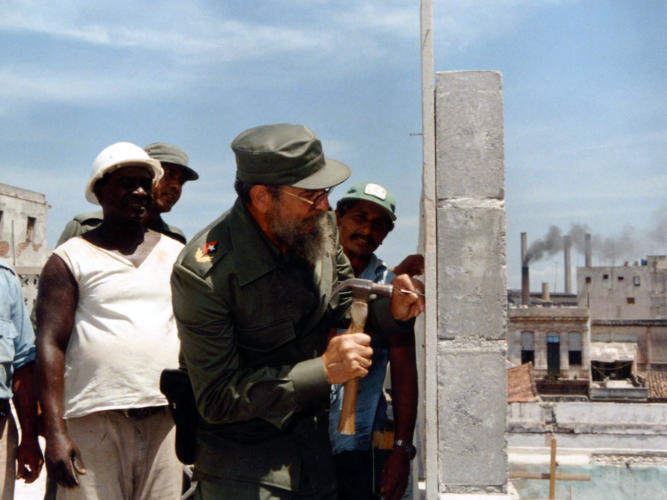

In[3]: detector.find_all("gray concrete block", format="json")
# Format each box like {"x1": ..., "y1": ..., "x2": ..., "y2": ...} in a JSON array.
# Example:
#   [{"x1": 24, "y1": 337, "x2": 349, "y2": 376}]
[
  {"x1": 436, "y1": 71, "x2": 504, "y2": 200},
  {"x1": 438, "y1": 346, "x2": 508, "y2": 488},
  {"x1": 437, "y1": 204, "x2": 507, "y2": 340}
]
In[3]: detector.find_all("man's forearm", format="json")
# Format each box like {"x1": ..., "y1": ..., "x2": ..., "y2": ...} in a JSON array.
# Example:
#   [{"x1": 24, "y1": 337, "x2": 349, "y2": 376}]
[
  {"x1": 12, "y1": 362, "x2": 39, "y2": 440},
  {"x1": 36, "y1": 342, "x2": 68, "y2": 437},
  {"x1": 388, "y1": 338, "x2": 418, "y2": 444}
]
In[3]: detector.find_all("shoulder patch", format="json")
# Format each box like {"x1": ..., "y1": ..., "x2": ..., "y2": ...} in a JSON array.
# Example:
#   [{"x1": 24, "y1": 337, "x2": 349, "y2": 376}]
[
  {"x1": 178, "y1": 215, "x2": 231, "y2": 278},
  {"x1": 195, "y1": 241, "x2": 218, "y2": 263}
]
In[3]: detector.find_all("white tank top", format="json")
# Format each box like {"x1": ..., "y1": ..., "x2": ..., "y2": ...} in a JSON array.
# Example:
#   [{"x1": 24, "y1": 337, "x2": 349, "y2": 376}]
[{"x1": 53, "y1": 235, "x2": 183, "y2": 418}]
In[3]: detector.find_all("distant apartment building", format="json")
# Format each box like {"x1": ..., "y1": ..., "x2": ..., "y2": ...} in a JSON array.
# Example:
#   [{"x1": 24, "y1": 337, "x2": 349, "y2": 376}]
[
  {"x1": 0, "y1": 183, "x2": 50, "y2": 312},
  {"x1": 577, "y1": 256, "x2": 667, "y2": 320}
]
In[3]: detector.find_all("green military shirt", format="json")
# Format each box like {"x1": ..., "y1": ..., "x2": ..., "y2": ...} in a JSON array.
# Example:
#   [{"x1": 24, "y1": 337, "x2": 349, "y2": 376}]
[
  {"x1": 171, "y1": 199, "x2": 405, "y2": 494},
  {"x1": 56, "y1": 210, "x2": 186, "y2": 245}
]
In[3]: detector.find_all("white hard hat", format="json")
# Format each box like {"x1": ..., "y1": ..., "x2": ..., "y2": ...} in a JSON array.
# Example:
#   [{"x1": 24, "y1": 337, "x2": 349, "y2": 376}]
[{"x1": 85, "y1": 142, "x2": 163, "y2": 205}]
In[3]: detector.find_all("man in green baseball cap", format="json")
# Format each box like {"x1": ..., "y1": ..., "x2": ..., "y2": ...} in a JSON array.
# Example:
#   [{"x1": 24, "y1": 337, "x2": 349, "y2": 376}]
[
  {"x1": 329, "y1": 182, "x2": 423, "y2": 500},
  {"x1": 170, "y1": 124, "x2": 424, "y2": 499}
]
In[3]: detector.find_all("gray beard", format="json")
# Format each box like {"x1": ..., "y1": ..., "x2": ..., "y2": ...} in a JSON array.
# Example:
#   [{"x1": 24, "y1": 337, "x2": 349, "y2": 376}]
[{"x1": 268, "y1": 210, "x2": 335, "y2": 265}]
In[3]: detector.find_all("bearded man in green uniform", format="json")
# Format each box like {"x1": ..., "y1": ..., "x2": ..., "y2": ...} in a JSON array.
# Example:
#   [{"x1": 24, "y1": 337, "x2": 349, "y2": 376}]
[{"x1": 170, "y1": 123, "x2": 423, "y2": 500}]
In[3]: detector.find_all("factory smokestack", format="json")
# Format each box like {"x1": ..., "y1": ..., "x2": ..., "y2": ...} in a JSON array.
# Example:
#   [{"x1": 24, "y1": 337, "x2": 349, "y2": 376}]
[
  {"x1": 521, "y1": 232, "x2": 530, "y2": 305},
  {"x1": 564, "y1": 235, "x2": 572, "y2": 294},
  {"x1": 541, "y1": 282, "x2": 550, "y2": 302},
  {"x1": 585, "y1": 233, "x2": 592, "y2": 267}
]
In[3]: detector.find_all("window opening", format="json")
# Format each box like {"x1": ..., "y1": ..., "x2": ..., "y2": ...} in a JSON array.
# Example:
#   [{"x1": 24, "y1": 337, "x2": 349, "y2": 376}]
[
  {"x1": 26, "y1": 216, "x2": 36, "y2": 241},
  {"x1": 520, "y1": 332, "x2": 534, "y2": 365},
  {"x1": 568, "y1": 332, "x2": 582, "y2": 366}
]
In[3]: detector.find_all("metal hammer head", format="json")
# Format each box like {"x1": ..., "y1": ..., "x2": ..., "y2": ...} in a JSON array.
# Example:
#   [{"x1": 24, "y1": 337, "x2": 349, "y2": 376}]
[{"x1": 331, "y1": 278, "x2": 393, "y2": 301}]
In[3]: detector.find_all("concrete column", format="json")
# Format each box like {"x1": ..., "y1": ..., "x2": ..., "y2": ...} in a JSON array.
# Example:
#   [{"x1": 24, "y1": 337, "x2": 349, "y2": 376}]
[
  {"x1": 583, "y1": 317, "x2": 592, "y2": 375},
  {"x1": 559, "y1": 331, "x2": 570, "y2": 372},
  {"x1": 434, "y1": 71, "x2": 508, "y2": 497},
  {"x1": 534, "y1": 331, "x2": 547, "y2": 370}
]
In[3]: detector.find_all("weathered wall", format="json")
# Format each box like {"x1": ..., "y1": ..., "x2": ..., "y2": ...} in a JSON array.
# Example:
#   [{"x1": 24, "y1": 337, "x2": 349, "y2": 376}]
[
  {"x1": 435, "y1": 71, "x2": 508, "y2": 496},
  {"x1": 0, "y1": 183, "x2": 49, "y2": 270},
  {"x1": 508, "y1": 307, "x2": 590, "y2": 379},
  {"x1": 590, "y1": 321, "x2": 667, "y2": 367},
  {"x1": 0, "y1": 183, "x2": 49, "y2": 312},
  {"x1": 508, "y1": 402, "x2": 667, "y2": 449},
  {"x1": 578, "y1": 258, "x2": 667, "y2": 320}
]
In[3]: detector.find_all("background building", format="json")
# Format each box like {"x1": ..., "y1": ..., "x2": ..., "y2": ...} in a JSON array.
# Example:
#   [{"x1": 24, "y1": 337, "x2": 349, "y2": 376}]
[
  {"x1": 0, "y1": 183, "x2": 50, "y2": 312},
  {"x1": 578, "y1": 256, "x2": 667, "y2": 320}
]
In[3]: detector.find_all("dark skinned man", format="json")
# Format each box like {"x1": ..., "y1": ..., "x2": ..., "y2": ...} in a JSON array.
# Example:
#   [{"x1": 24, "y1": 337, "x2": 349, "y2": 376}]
[
  {"x1": 330, "y1": 182, "x2": 423, "y2": 500},
  {"x1": 56, "y1": 142, "x2": 198, "y2": 246},
  {"x1": 170, "y1": 123, "x2": 424, "y2": 499},
  {"x1": 36, "y1": 142, "x2": 184, "y2": 500}
]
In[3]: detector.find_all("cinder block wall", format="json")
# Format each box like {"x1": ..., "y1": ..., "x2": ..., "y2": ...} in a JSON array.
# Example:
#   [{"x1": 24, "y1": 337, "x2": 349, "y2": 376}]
[{"x1": 434, "y1": 71, "x2": 508, "y2": 495}]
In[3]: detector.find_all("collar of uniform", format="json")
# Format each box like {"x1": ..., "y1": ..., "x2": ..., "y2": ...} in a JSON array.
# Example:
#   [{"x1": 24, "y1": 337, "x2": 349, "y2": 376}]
[
  {"x1": 359, "y1": 253, "x2": 392, "y2": 283},
  {"x1": 228, "y1": 198, "x2": 282, "y2": 287},
  {"x1": 150, "y1": 216, "x2": 186, "y2": 244},
  {"x1": 73, "y1": 210, "x2": 104, "y2": 225}
]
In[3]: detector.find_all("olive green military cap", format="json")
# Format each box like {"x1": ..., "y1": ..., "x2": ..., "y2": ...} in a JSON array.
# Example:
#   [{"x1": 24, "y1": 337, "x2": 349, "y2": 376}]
[
  {"x1": 337, "y1": 182, "x2": 397, "y2": 221},
  {"x1": 231, "y1": 123, "x2": 350, "y2": 190},
  {"x1": 144, "y1": 142, "x2": 199, "y2": 181}
]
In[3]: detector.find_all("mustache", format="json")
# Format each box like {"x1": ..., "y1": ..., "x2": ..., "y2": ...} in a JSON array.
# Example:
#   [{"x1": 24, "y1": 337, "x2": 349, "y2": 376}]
[{"x1": 350, "y1": 233, "x2": 377, "y2": 248}]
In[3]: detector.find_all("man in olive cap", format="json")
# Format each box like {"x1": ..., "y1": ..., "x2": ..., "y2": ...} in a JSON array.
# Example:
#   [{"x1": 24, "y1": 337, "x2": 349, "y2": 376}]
[
  {"x1": 330, "y1": 182, "x2": 422, "y2": 500},
  {"x1": 56, "y1": 142, "x2": 198, "y2": 245},
  {"x1": 171, "y1": 123, "x2": 423, "y2": 499}
]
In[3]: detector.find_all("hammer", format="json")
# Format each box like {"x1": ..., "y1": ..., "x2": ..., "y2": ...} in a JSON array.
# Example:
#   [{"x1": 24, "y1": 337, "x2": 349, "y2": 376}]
[{"x1": 331, "y1": 278, "x2": 393, "y2": 435}]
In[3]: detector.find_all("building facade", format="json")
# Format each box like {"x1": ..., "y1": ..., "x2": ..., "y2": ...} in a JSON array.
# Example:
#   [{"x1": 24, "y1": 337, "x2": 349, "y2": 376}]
[
  {"x1": 0, "y1": 183, "x2": 49, "y2": 312},
  {"x1": 577, "y1": 256, "x2": 667, "y2": 320},
  {"x1": 508, "y1": 306, "x2": 590, "y2": 381}
]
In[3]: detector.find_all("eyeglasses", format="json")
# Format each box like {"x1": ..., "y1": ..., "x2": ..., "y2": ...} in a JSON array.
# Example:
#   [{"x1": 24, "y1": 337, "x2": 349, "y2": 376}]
[{"x1": 282, "y1": 187, "x2": 333, "y2": 206}]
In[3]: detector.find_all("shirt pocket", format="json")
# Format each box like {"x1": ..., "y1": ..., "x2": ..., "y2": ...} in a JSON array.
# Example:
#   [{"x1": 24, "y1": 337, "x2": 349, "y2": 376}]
[
  {"x1": 0, "y1": 319, "x2": 18, "y2": 364},
  {"x1": 236, "y1": 319, "x2": 296, "y2": 353}
]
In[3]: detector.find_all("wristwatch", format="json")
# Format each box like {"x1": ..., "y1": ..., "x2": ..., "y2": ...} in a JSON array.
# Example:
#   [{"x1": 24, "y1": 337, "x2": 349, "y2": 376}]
[{"x1": 393, "y1": 440, "x2": 417, "y2": 460}]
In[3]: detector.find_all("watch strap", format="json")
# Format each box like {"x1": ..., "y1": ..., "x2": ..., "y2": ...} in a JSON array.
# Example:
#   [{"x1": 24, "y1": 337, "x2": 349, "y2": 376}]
[{"x1": 393, "y1": 439, "x2": 417, "y2": 460}]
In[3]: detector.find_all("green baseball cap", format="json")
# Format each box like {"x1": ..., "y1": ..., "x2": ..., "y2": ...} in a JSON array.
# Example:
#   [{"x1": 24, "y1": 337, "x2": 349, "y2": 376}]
[
  {"x1": 338, "y1": 182, "x2": 397, "y2": 221},
  {"x1": 143, "y1": 142, "x2": 199, "y2": 181},
  {"x1": 231, "y1": 123, "x2": 350, "y2": 189}
]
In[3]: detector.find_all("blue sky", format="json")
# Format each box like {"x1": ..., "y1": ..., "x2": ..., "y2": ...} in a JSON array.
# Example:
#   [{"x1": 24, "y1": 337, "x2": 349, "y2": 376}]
[{"x1": 1, "y1": 0, "x2": 665, "y2": 289}]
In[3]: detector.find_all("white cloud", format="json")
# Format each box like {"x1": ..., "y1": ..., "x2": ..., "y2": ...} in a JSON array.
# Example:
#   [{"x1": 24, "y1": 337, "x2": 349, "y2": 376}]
[{"x1": 0, "y1": 67, "x2": 182, "y2": 108}]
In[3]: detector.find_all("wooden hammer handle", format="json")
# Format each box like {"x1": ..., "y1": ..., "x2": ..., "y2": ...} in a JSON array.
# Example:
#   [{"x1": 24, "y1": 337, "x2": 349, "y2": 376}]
[{"x1": 338, "y1": 299, "x2": 368, "y2": 435}]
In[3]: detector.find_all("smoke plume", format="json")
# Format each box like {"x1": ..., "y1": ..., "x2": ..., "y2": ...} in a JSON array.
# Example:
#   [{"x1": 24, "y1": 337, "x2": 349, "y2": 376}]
[
  {"x1": 525, "y1": 223, "x2": 591, "y2": 264},
  {"x1": 524, "y1": 208, "x2": 666, "y2": 265}
]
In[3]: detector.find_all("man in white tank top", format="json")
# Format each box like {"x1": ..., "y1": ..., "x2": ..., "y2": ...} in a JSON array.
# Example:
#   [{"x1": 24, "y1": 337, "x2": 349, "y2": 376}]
[{"x1": 36, "y1": 142, "x2": 184, "y2": 500}]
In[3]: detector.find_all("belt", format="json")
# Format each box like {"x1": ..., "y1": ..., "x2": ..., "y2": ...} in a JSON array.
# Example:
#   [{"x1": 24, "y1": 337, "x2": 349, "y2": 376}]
[
  {"x1": 0, "y1": 399, "x2": 10, "y2": 419},
  {"x1": 118, "y1": 406, "x2": 166, "y2": 420}
]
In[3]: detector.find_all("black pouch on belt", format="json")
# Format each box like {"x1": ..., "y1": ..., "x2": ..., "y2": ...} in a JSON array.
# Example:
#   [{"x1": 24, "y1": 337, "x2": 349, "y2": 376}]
[{"x1": 160, "y1": 368, "x2": 198, "y2": 465}]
